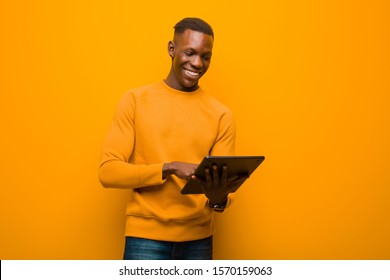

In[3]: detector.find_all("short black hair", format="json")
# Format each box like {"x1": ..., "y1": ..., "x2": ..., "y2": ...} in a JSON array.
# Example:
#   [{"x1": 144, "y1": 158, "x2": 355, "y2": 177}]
[{"x1": 174, "y1": 17, "x2": 214, "y2": 38}]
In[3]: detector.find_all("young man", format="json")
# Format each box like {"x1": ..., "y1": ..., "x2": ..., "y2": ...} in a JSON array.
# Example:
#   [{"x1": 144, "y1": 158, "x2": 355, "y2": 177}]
[{"x1": 99, "y1": 18, "x2": 241, "y2": 260}]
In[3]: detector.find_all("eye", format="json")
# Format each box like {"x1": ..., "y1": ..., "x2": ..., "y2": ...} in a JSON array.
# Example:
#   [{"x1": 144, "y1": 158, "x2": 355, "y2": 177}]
[
  {"x1": 184, "y1": 51, "x2": 194, "y2": 56},
  {"x1": 203, "y1": 55, "x2": 211, "y2": 61}
]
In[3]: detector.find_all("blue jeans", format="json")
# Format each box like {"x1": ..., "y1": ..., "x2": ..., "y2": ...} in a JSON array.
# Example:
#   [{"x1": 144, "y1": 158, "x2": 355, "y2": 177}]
[{"x1": 123, "y1": 236, "x2": 213, "y2": 260}]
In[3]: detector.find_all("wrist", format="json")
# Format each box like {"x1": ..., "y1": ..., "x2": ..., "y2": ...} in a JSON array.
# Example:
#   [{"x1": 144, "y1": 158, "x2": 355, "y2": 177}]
[
  {"x1": 208, "y1": 195, "x2": 228, "y2": 206},
  {"x1": 162, "y1": 162, "x2": 174, "y2": 179},
  {"x1": 208, "y1": 198, "x2": 227, "y2": 212}
]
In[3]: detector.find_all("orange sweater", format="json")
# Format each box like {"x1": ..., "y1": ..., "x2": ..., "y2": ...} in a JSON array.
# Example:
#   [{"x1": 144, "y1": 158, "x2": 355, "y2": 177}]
[{"x1": 99, "y1": 81, "x2": 236, "y2": 241}]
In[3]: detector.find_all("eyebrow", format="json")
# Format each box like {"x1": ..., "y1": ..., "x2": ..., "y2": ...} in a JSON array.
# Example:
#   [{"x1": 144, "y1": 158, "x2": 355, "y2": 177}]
[{"x1": 183, "y1": 47, "x2": 212, "y2": 55}]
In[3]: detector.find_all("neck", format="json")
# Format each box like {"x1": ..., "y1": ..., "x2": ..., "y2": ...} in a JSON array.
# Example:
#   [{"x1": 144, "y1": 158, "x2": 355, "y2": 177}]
[{"x1": 165, "y1": 69, "x2": 199, "y2": 92}]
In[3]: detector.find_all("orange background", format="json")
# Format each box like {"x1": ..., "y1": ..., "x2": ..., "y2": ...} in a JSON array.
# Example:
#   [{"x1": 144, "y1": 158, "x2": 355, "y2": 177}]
[{"x1": 1, "y1": 0, "x2": 389, "y2": 259}]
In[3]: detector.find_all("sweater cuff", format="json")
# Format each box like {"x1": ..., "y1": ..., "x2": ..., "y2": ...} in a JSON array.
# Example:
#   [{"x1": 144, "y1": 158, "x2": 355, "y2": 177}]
[
  {"x1": 138, "y1": 162, "x2": 166, "y2": 186},
  {"x1": 225, "y1": 193, "x2": 235, "y2": 208}
]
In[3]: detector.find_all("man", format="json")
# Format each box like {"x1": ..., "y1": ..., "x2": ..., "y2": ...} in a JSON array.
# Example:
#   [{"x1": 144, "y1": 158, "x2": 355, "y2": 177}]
[{"x1": 99, "y1": 17, "x2": 242, "y2": 260}]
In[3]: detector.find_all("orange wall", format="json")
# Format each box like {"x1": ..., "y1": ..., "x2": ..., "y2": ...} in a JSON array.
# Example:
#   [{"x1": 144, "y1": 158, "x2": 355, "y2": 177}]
[{"x1": 1, "y1": 0, "x2": 389, "y2": 259}]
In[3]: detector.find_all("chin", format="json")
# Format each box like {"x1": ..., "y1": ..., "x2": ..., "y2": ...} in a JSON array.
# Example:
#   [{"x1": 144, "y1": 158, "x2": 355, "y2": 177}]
[
  {"x1": 184, "y1": 84, "x2": 198, "y2": 91},
  {"x1": 185, "y1": 78, "x2": 200, "y2": 88}
]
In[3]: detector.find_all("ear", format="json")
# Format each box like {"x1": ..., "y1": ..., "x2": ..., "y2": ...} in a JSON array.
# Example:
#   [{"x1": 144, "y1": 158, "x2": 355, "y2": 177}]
[{"x1": 168, "y1": 41, "x2": 175, "y2": 58}]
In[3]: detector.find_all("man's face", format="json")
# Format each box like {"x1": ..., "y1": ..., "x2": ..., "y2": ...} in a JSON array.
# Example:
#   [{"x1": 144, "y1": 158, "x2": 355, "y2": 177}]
[{"x1": 168, "y1": 29, "x2": 213, "y2": 91}]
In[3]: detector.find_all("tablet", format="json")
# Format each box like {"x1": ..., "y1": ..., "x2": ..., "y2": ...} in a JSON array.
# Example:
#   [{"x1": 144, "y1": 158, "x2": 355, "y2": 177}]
[{"x1": 181, "y1": 156, "x2": 265, "y2": 194}]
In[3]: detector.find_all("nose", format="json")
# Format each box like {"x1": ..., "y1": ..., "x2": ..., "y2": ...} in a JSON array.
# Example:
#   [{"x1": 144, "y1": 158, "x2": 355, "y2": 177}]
[{"x1": 190, "y1": 55, "x2": 203, "y2": 69}]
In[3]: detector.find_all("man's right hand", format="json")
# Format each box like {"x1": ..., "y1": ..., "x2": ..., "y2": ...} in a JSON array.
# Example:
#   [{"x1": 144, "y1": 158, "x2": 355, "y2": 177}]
[{"x1": 162, "y1": 162, "x2": 198, "y2": 180}]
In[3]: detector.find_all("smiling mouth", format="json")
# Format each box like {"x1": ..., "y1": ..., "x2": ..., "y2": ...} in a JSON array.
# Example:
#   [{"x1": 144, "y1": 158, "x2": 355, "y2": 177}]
[{"x1": 184, "y1": 69, "x2": 200, "y2": 78}]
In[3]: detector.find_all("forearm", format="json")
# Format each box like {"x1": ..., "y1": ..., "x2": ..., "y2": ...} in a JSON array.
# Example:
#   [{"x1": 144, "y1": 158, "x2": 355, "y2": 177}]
[{"x1": 99, "y1": 160, "x2": 165, "y2": 189}]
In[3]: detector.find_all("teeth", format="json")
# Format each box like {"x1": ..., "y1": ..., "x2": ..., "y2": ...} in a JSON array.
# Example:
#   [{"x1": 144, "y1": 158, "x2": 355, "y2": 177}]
[{"x1": 185, "y1": 70, "x2": 199, "y2": 77}]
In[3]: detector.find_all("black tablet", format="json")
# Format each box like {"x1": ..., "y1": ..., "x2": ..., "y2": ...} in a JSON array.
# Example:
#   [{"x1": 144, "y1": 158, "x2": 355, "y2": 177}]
[{"x1": 180, "y1": 156, "x2": 265, "y2": 194}]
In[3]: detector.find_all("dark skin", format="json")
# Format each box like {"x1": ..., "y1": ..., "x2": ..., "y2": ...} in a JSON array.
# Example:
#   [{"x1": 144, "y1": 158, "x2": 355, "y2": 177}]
[
  {"x1": 162, "y1": 29, "x2": 247, "y2": 205},
  {"x1": 165, "y1": 29, "x2": 212, "y2": 92}
]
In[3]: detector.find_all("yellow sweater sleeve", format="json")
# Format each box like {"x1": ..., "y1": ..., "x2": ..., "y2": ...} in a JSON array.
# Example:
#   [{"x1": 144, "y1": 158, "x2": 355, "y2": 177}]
[
  {"x1": 209, "y1": 107, "x2": 237, "y2": 208},
  {"x1": 210, "y1": 110, "x2": 236, "y2": 156},
  {"x1": 98, "y1": 92, "x2": 166, "y2": 189}
]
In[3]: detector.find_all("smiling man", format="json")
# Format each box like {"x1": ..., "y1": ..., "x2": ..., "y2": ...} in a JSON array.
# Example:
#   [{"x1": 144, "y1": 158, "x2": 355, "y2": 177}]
[
  {"x1": 99, "y1": 18, "x2": 237, "y2": 260},
  {"x1": 165, "y1": 23, "x2": 213, "y2": 91}
]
